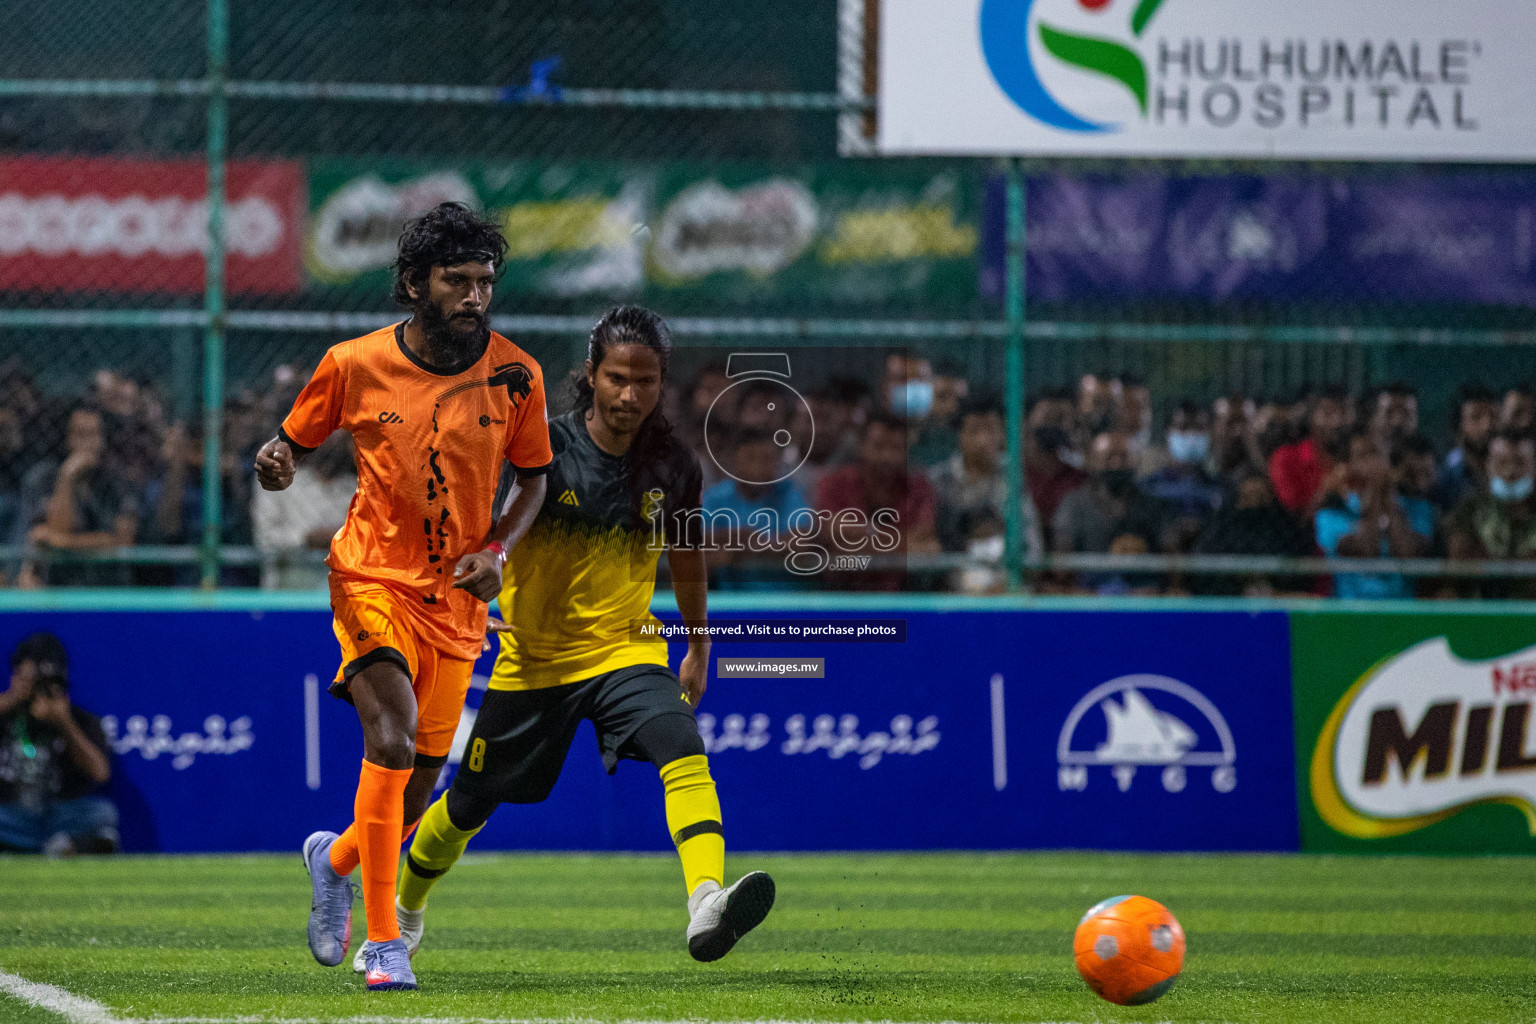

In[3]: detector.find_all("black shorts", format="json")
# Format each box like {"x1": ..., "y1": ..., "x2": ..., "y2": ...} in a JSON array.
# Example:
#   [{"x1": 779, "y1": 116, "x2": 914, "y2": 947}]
[{"x1": 451, "y1": 664, "x2": 696, "y2": 804}]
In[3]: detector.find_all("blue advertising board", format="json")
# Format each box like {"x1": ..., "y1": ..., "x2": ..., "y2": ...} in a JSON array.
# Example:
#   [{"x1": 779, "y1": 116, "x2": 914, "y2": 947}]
[
  {"x1": 0, "y1": 610, "x2": 372, "y2": 853},
  {"x1": 0, "y1": 608, "x2": 1298, "y2": 853},
  {"x1": 983, "y1": 170, "x2": 1536, "y2": 308}
]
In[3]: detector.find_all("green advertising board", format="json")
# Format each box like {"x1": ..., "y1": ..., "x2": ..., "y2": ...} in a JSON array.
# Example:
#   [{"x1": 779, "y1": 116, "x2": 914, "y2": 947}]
[
  {"x1": 1292, "y1": 610, "x2": 1536, "y2": 853},
  {"x1": 305, "y1": 160, "x2": 979, "y2": 313}
]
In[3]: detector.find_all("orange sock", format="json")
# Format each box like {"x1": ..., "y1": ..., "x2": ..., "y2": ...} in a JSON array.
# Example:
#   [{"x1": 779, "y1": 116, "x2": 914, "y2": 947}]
[
  {"x1": 352, "y1": 759, "x2": 413, "y2": 943},
  {"x1": 329, "y1": 816, "x2": 422, "y2": 877}
]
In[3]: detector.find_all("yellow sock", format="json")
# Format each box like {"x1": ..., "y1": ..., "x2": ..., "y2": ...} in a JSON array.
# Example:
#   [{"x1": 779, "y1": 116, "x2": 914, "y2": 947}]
[
  {"x1": 398, "y1": 794, "x2": 483, "y2": 911},
  {"x1": 659, "y1": 754, "x2": 724, "y2": 895}
]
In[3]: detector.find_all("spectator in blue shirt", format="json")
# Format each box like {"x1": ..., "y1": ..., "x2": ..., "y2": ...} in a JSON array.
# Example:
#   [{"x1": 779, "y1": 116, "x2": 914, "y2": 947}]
[
  {"x1": 702, "y1": 428, "x2": 811, "y2": 588},
  {"x1": 1315, "y1": 428, "x2": 1434, "y2": 599}
]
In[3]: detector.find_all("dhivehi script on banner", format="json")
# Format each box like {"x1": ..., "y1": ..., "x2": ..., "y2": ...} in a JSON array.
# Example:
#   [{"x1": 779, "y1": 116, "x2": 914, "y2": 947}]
[{"x1": 879, "y1": 0, "x2": 1536, "y2": 161}]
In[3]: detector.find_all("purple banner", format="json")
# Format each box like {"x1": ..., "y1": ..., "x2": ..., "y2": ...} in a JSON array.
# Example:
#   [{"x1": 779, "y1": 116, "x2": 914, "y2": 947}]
[
  {"x1": 1340, "y1": 178, "x2": 1536, "y2": 306},
  {"x1": 984, "y1": 173, "x2": 1536, "y2": 307}
]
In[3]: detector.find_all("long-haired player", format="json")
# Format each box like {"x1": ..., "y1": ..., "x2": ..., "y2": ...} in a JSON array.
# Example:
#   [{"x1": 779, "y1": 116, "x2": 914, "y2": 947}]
[{"x1": 378, "y1": 305, "x2": 774, "y2": 969}]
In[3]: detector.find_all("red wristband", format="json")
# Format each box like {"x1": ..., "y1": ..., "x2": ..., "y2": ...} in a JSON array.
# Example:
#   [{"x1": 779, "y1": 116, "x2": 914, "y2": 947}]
[{"x1": 484, "y1": 541, "x2": 506, "y2": 557}]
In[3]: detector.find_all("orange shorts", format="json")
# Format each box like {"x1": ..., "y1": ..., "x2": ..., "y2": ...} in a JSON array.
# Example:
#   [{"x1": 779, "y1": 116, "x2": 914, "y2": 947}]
[{"x1": 330, "y1": 581, "x2": 475, "y2": 760}]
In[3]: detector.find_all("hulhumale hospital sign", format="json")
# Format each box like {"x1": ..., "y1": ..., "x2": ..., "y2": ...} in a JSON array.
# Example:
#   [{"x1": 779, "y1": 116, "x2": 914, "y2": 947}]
[{"x1": 878, "y1": 0, "x2": 1536, "y2": 161}]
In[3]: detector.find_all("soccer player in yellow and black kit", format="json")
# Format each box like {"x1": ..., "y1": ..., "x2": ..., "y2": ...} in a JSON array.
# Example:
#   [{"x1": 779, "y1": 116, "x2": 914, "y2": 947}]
[
  {"x1": 254, "y1": 203, "x2": 552, "y2": 991},
  {"x1": 379, "y1": 305, "x2": 775, "y2": 967}
]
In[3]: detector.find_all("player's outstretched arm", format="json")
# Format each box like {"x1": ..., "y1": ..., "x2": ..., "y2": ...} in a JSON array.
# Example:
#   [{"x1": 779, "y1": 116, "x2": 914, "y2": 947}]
[
  {"x1": 669, "y1": 546, "x2": 710, "y2": 706},
  {"x1": 254, "y1": 436, "x2": 302, "y2": 491},
  {"x1": 453, "y1": 470, "x2": 547, "y2": 602}
]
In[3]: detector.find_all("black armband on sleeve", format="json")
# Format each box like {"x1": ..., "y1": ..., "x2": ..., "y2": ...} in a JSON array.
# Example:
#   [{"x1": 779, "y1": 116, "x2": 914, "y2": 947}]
[
  {"x1": 512, "y1": 462, "x2": 552, "y2": 478},
  {"x1": 277, "y1": 427, "x2": 317, "y2": 455}
]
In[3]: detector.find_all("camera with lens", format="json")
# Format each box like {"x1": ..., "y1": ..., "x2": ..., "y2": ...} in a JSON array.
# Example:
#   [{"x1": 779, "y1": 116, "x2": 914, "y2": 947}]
[{"x1": 33, "y1": 664, "x2": 67, "y2": 699}]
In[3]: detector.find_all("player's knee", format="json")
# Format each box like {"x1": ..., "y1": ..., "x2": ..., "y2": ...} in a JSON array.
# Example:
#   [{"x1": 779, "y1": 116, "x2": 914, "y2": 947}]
[
  {"x1": 631, "y1": 713, "x2": 706, "y2": 768},
  {"x1": 366, "y1": 729, "x2": 416, "y2": 771},
  {"x1": 445, "y1": 788, "x2": 497, "y2": 832}
]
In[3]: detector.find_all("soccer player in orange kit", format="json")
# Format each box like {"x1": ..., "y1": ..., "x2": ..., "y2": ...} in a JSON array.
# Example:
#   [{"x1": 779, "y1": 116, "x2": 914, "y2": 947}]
[{"x1": 254, "y1": 202, "x2": 551, "y2": 991}]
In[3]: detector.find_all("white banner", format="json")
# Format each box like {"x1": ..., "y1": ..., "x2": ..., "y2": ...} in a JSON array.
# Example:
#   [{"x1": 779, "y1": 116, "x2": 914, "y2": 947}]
[{"x1": 878, "y1": 0, "x2": 1536, "y2": 161}]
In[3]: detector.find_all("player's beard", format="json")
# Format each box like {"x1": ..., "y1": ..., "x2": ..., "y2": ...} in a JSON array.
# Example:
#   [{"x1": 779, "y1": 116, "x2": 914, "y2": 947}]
[{"x1": 415, "y1": 298, "x2": 490, "y2": 367}]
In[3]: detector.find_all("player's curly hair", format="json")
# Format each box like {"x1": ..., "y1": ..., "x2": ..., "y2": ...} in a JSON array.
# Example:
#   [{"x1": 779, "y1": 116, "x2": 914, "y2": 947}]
[
  {"x1": 572, "y1": 305, "x2": 680, "y2": 519},
  {"x1": 391, "y1": 202, "x2": 509, "y2": 307}
]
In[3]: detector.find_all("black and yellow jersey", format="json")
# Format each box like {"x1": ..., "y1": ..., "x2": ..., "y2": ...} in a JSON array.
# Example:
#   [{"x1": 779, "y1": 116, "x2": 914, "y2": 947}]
[{"x1": 489, "y1": 410, "x2": 703, "y2": 691}]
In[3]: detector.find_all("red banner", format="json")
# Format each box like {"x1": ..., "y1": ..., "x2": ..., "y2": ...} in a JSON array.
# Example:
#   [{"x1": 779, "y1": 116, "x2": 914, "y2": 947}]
[{"x1": 0, "y1": 156, "x2": 306, "y2": 295}]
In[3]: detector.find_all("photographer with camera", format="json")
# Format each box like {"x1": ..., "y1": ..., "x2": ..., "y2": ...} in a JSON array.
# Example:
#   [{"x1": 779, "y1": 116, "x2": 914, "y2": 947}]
[{"x1": 0, "y1": 633, "x2": 118, "y2": 856}]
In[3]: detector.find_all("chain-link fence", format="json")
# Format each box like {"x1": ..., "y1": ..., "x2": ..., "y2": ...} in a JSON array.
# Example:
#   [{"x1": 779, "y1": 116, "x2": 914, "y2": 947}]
[{"x1": 3, "y1": 0, "x2": 1536, "y2": 596}]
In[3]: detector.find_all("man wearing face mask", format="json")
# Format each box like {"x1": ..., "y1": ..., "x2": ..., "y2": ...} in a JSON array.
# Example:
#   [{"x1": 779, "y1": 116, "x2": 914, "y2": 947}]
[
  {"x1": 1051, "y1": 431, "x2": 1166, "y2": 592},
  {"x1": 1025, "y1": 389, "x2": 1087, "y2": 547},
  {"x1": 1140, "y1": 401, "x2": 1222, "y2": 551},
  {"x1": 1447, "y1": 431, "x2": 1536, "y2": 599},
  {"x1": 883, "y1": 354, "x2": 951, "y2": 468}
]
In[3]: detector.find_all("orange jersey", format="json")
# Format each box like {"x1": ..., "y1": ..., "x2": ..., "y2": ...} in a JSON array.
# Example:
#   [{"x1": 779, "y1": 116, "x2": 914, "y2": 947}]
[{"x1": 281, "y1": 322, "x2": 553, "y2": 659}]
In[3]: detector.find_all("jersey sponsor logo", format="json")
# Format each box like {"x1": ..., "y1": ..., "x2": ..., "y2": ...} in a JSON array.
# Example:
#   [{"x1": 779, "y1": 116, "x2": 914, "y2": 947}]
[
  {"x1": 1312, "y1": 637, "x2": 1536, "y2": 840},
  {"x1": 1057, "y1": 674, "x2": 1237, "y2": 794},
  {"x1": 355, "y1": 629, "x2": 387, "y2": 642},
  {"x1": 478, "y1": 414, "x2": 506, "y2": 427},
  {"x1": 377, "y1": 411, "x2": 404, "y2": 424},
  {"x1": 558, "y1": 489, "x2": 580, "y2": 506}
]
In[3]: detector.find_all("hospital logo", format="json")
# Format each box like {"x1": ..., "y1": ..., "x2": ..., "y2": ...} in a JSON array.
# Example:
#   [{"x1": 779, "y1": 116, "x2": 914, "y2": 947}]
[
  {"x1": 1057, "y1": 674, "x2": 1237, "y2": 793},
  {"x1": 980, "y1": 0, "x2": 1168, "y2": 133}
]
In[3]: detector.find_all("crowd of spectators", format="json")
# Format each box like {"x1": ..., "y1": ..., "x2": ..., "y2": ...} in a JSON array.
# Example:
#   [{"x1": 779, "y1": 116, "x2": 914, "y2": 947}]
[
  {"x1": 5, "y1": 351, "x2": 1536, "y2": 599},
  {"x1": 0, "y1": 357, "x2": 350, "y2": 589},
  {"x1": 685, "y1": 356, "x2": 1536, "y2": 598}
]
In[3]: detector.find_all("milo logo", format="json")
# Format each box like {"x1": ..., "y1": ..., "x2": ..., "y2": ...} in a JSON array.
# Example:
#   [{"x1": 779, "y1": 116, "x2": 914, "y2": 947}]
[{"x1": 1312, "y1": 638, "x2": 1536, "y2": 839}]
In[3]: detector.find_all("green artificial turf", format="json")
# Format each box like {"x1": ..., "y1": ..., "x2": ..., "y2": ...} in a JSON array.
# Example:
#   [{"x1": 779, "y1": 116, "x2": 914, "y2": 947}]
[{"x1": 1, "y1": 851, "x2": 1532, "y2": 1023}]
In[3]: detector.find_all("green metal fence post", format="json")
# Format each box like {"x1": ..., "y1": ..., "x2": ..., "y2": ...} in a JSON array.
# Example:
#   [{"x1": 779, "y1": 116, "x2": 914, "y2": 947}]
[
  {"x1": 200, "y1": 0, "x2": 229, "y2": 589},
  {"x1": 1003, "y1": 158, "x2": 1027, "y2": 589}
]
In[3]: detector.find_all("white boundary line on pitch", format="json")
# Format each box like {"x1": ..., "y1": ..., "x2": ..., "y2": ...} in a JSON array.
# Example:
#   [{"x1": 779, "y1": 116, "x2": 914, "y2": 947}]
[
  {"x1": 0, "y1": 972, "x2": 1106, "y2": 1024},
  {"x1": 0, "y1": 970, "x2": 117, "y2": 1024},
  {"x1": 2, "y1": 966, "x2": 1128, "y2": 1024}
]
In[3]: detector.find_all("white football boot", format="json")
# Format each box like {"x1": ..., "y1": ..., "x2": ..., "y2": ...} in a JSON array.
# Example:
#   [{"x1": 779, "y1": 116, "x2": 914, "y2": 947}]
[{"x1": 686, "y1": 871, "x2": 776, "y2": 962}]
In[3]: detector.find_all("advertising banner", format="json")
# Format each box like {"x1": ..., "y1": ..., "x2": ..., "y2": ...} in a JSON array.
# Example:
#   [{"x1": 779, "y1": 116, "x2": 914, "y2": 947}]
[
  {"x1": 964, "y1": 609, "x2": 1297, "y2": 851},
  {"x1": 305, "y1": 160, "x2": 979, "y2": 310},
  {"x1": 0, "y1": 607, "x2": 1297, "y2": 853},
  {"x1": 880, "y1": 0, "x2": 1536, "y2": 161},
  {"x1": 983, "y1": 171, "x2": 1536, "y2": 307},
  {"x1": 0, "y1": 156, "x2": 306, "y2": 294},
  {"x1": 1292, "y1": 611, "x2": 1536, "y2": 853},
  {"x1": 0, "y1": 611, "x2": 370, "y2": 852}
]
